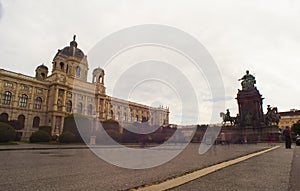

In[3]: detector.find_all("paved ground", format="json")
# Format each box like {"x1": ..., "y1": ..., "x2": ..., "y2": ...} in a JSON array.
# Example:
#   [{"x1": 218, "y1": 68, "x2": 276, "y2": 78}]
[
  {"x1": 0, "y1": 143, "x2": 298, "y2": 191},
  {"x1": 171, "y1": 146, "x2": 295, "y2": 191},
  {"x1": 289, "y1": 145, "x2": 300, "y2": 191}
]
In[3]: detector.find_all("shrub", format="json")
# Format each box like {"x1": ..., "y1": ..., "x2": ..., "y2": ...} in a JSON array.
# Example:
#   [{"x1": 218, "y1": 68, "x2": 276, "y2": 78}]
[
  {"x1": 292, "y1": 121, "x2": 300, "y2": 135},
  {"x1": 102, "y1": 119, "x2": 121, "y2": 132},
  {"x1": 106, "y1": 129, "x2": 122, "y2": 142},
  {"x1": 0, "y1": 122, "x2": 16, "y2": 142},
  {"x1": 121, "y1": 129, "x2": 140, "y2": 143},
  {"x1": 63, "y1": 114, "x2": 91, "y2": 143},
  {"x1": 151, "y1": 133, "x2": 166, "y2": 143},
  {"x1": 51, "y1": 134, "x2": 59, "y2": 141},
  {"x1": 59, "y1": 131, "x2": 76, "y2": 143},
  {"x1": 14, "y1": 132, "x2": 22, "y2": 141},
  {"x1": 8, "y1": 120, "x2": 22, "y2": 130},
  {"x1": 29, "y1": 130, "x2": 51, "y2": 143},
  {"x1": 94, "y1": 129, "x2": 121, "y2": 144},
  {"x1": 39, "y1": 126, "x2": 52, "y2": 135}
]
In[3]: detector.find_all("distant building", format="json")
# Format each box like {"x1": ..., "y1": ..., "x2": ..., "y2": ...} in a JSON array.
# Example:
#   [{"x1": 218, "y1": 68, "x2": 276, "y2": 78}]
[
  {"x1": 0, "y1": 36, "x2": 169, "y2": 139},
  {"x1": 278, "y1": 109, "x2": 300, "y2": 130}
]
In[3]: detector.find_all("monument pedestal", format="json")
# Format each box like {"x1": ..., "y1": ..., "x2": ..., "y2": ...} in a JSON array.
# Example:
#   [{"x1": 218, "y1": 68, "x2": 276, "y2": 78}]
[{"x1": 236, "y1": 87, "x2": 264, "y2": 127}]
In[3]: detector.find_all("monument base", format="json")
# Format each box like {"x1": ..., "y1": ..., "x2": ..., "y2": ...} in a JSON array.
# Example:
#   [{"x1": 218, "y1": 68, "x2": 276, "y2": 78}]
[
  {"x1": 236, "y1": 87, "x2": 264, "y2": 127},
  {"x1": 219, "y1": 125, "x2": 280, "y2": 144},
  {"x1": 192, "y1": 125, "x2": 281, "y2": 144}
]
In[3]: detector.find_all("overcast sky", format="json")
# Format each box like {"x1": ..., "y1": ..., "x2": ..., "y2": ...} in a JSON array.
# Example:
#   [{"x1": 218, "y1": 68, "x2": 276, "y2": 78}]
[{"x1": 1, "y1": 0, "x2": 300, "y2": 124}]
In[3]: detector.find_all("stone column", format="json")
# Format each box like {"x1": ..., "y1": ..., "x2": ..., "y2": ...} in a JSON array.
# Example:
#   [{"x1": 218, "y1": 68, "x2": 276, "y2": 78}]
[
  {"x1": 62, "y1": 89, "x2": 67, "y2": 112},
  {"x1": 73, "y1": 93, "x2": 77, "y2": 113},
  {"x1": 29, "y1": 86, "x2": 35, "y2": 110},
  {"x1": 60, "y1": 116, "x2": 64, "y2": 134},
  {"x1": 51, "y1": 115, "x2": 56, "y2": 135},
  {"x1": 95, "y1": 97, "x2": 100, "y2": 117},
  {"x1": 102, "y1": 99, "x2": 106, "y2": 119},
  {"x1": 13, "y1": 83, "x2": 19, "y2": 108},
  {"x1": 53, "y1": 86, "x2": 58, "y2": 111},
  {"x1": 84, "y1": 95, "x2": 87, "y2": 115}
]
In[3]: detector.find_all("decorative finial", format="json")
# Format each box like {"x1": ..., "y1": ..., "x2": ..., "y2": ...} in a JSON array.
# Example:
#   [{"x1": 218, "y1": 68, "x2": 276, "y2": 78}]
[{"x1": 73, "y1": 34, "x2": 76, "y2": 41}]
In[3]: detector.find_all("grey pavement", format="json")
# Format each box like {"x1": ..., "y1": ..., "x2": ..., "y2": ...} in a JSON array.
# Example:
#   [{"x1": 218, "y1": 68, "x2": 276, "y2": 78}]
[
  {"x1": 289, "y1": 145, "x2": 300, "y2": 191},
  {"x1": 172, "y1": 145, "x2": 299, "y2": 191},
  {"x1": 0, "y1": 143, "x2": 297, "y2": 191}
]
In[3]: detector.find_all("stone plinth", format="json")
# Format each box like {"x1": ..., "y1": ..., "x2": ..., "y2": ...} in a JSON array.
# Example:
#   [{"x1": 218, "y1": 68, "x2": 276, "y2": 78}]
[
  {"x1": 220, "y1": 125, "x2": 280, "y2": 143},
  {"x1": 236, "y1": 87, "x2": 264, "y2": 127}
]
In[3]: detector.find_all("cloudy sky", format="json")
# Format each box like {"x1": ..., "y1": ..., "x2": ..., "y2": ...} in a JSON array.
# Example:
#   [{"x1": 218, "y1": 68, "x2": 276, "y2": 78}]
[{"x1": 1, "y1": 0, "x2": 300, "y2": 124}]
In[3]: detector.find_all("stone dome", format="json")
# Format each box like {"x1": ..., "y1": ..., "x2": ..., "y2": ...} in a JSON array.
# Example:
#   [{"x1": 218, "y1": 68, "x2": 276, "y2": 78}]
[
  {"x1": 54, "y1": 35, "x2": 85, "y2": 60},
  {"x1": 36, "y1": 64, "x2": 48, "y2": 70},
  {"x1": 92, "y1": 67, "x2": 104, "y2": 74}
]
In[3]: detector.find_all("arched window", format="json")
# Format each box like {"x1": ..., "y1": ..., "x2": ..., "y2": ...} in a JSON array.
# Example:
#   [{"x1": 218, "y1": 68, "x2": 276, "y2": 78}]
[
  {"x1": 77, "y1": 102, "x2": 83, "y2": 114},
  {"x1": 124, "y1": 113, "x2": 127, "y2": 122},
  {"x1": 19, "y1": 94, "x2": 28, "y2": 107},
  {"x1": 34, "y1": 97, "x2": 42, "y2": 109},
  {"x1": 110, "y1": 110, "x2": 114, "y2": 118},
  {"x1": 76, "y1": 66, "x2": 81, "y2": 77},
  {"x1": 2, "y1": 91, "x2": 12, "y2": 105},
  {"x1": 66, "y1": 101, "x2": 72, "y2": 112},
  {"x1": 99, "y1": 72, "x2": 104, "y2": 84},
  {"x1": 18, "y1": 115, "x2": 25, "y2": 129},
  {"x1": 87, "y1": 104, "x2": 93, "y2": 115},
  {"x1": 60, "y1": 62, "x2": 64, "y2": 71},
  {"x1": 0, "y1": 113, "x2": 9, "y2": 122},
  {"x1": 66, "y1": 64, "x2": 69, "y2": 73},
  {"x1": 57, "y1": 99, "x2": 62, "y2": 111},
  {"x1": 32, "y1": 116, "x2": 40, "y2": 128},
  {"x1": 142, "y1": 116, "x2": 148, "y2": 122},
  {"x1": 116, "y1": 112, "x2": 120, "y2": 121},
  {"x1": 40, "y1": 73, "x2": 45, "y2": 79}
]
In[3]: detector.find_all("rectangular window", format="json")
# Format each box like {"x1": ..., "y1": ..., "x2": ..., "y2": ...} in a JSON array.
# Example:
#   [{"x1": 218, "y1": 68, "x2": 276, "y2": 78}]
[
  {"x1": 37, "y1": 89, "x2": 43, "y2": 94},
  {"x1": 87, "y1": 97, "x2": 94, "y2": 102},
  {"x1": 22, "y1": 85, "x2": 29, "y2": 90},
  {"x1": 58, "y1": 89, "x2": 64, "y2": 96},
  {"x1": 67, "y1": 92, "x2": 72, "y2": 98},
  {"x1": 5, "y1": 81, "x2": 13, "y2": 87}
]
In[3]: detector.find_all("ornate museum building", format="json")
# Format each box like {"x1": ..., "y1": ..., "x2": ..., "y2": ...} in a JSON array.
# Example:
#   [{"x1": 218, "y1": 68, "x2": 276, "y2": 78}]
[{"x1": 0, "y1": 36, "x2": 169, "y2": 139}]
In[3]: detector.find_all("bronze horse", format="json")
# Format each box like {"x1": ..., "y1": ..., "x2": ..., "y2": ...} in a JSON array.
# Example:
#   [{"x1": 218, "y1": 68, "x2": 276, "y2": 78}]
[
  {"x1": 220, "y1": 112, "x2": 235, "y2": 125},
  {"x1": 265, "y1": 107, "x2": 280, "y2": 126}
]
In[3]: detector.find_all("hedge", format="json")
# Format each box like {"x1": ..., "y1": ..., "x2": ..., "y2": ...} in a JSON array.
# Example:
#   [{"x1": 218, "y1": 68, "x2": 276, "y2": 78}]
[
  {"x1": 29, "y1": 130, "x2": 51, "y2": 143},
  {"x1": 39, "y1": 126, "x2": 52, "y2": 135},
  {"x1": 63, "y1": 114, "x2": 91, "y2": 143},
  {"x1": 59, "y1": 131, "x2": 75, "y2": 143},
  {"x1": 0, "y1": 122, "x2": 16, "y2": 142}
]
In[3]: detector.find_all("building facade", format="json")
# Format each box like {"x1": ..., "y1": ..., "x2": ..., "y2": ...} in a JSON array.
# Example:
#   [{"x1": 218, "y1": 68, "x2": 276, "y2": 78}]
[
  {"x1": 0, "y1": 36, "x2": 169, "y2": 139},
  {"x1": 278, "y1": 109, "x2": 300, "y2": 130}
]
